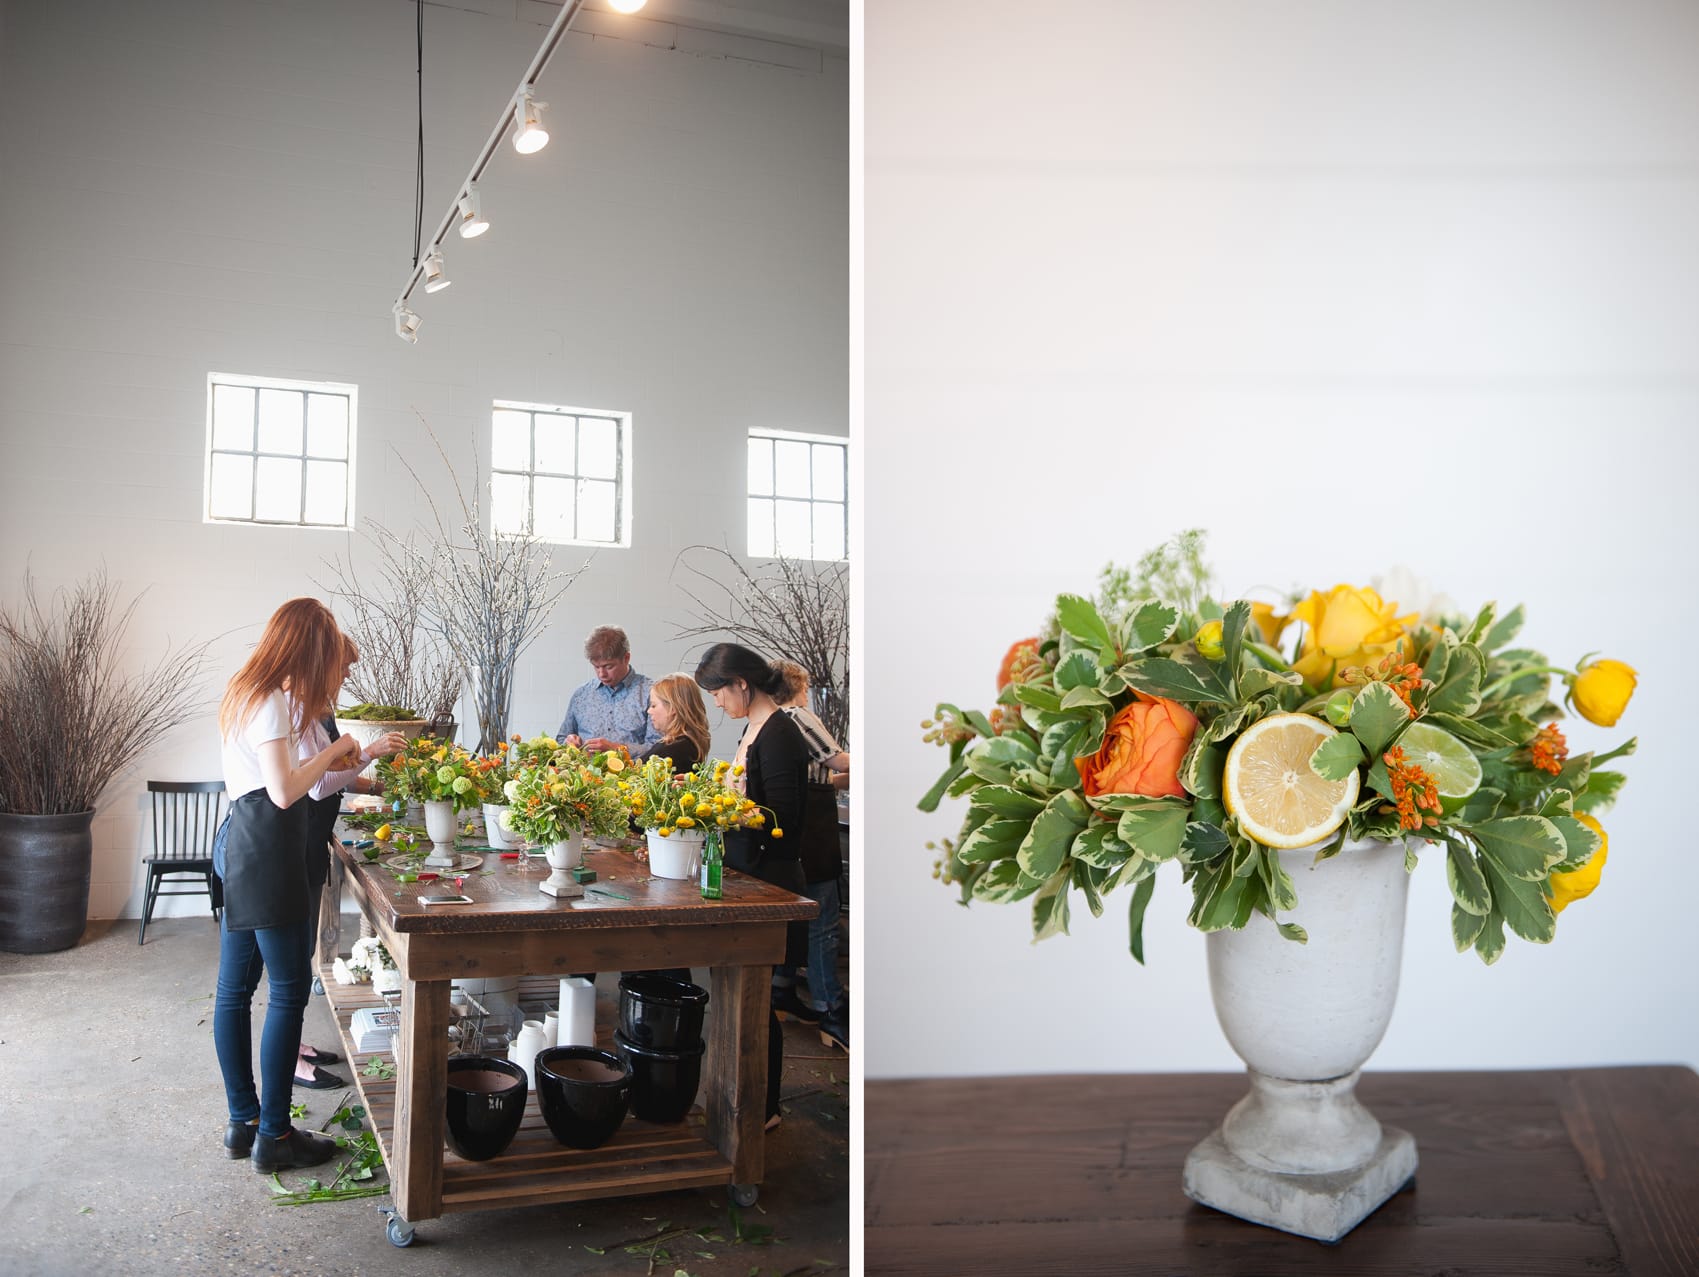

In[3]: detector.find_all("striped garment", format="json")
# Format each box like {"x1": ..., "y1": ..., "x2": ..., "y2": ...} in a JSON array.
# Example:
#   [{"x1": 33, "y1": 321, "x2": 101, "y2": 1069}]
[{"x1": 783, "y1": 706, "x2": 841, "y2": 785}]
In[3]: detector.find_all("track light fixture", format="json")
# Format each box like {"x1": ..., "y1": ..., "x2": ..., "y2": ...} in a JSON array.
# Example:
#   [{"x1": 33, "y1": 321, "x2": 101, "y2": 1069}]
[
  {"x1": 422, "y1": 247, "x2": 451, "y2": 293},
  {"x1": 457, "y1": 183, "x2": 489, "y2": 238},
  {"x1": 393, "y1": 303, "x2": 421, "y2": 343},
  {"x1": 512, "y1": 87, "x2": 550, "y2": 155},
  {"x1": 608, "y1": 0, "x2": 647, "y2": 12}
]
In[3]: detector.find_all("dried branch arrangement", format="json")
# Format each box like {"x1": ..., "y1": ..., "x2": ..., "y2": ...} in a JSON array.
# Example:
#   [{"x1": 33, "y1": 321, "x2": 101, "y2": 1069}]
[
  {"x1": 673, "y1": 547, "x2": 850, "y2": 744},
  {"x1": 320, "y1": 533, "x2": 462, "y2": 722},
  {"x1": 0, "y1": 572, "x2": 209, "y2": 814},
  {"x1": 387, "y1": 425, "x2": 586, "y2": 751}
]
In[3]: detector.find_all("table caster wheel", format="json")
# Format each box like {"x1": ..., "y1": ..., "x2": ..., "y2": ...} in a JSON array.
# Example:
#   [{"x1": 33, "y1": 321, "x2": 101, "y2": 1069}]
[
  {"x1": 730, "y1": 1184, "x2": 759, "y2": 1208},
  {"x1": 311, "y1": 976, "x2": 325, "y2": 997},
  {"x1": 380, "y1": 1207, "x2": 415, "y2": 1247}
]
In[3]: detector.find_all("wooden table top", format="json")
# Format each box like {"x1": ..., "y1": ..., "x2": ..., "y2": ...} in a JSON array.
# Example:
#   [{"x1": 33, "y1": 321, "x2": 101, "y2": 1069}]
[
  {"x1": 335, "y1": 841, "x2": 816, "y2": 935},
  {"x1": 866, "y1": 1066, "x2": 1699, "y2": 1276}
]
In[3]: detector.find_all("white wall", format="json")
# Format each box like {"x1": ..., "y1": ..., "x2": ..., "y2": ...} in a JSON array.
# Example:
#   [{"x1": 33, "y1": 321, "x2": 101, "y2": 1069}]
[
  {"x1": 0, "y1": 0, "x2": 847, "y2": 921},
  {"x1": 866, "y1": 1, "x2": 1699, "y2": 1076}
]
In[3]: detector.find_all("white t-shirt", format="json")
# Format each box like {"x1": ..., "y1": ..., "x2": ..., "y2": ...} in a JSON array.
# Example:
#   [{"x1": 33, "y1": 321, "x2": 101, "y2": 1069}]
[{"x1": 221, "y1": 689, "x2": 295, "y2": 800}]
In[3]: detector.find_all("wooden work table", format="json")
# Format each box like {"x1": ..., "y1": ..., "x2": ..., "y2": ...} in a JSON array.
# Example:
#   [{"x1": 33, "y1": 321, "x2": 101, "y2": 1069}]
[
  {"x1": 322, "y1": 839, "x2": 816, "y2": 1237},
  {"x1": 866, "y1": 1067, "x2": 1699, "y2": 1276}
]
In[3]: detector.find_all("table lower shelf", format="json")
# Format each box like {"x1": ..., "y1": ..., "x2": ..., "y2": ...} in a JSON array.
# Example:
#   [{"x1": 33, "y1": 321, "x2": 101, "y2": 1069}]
[{"x1": 318, "y1": 964, "x2": 736, "y2": 1217}]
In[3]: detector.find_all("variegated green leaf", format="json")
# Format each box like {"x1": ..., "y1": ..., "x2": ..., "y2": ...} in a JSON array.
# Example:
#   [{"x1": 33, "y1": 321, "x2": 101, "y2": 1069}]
[
  {"x1": 1480, "y1": 856, "x2": 1556, "y2": 943},
  {"x1": 1473, "y1": 907, "x2": 1507, "y2": 964},
  {"x1": 970, "y1": 784, "x2": 1047, "y2": 820},
  {"x1": 1452, "y1": 901, "x2": 1487, "y2": 952},
  {"x1": 1071, "y1": 822, "x2": 1134, "y2": 869},
  {"x1": 1474, "y1": 815, "x2": 1566, "y2": 880},
  {"x1": 1054, "y1": 650, "x2": 1101, "y2": 691},
  {"x1": 1276, "y1": 921, "x2": 1309, "y2": 944},
  {"x1": 1446, "y1": 843, "x2": 1491, "y2": 916},
  {"x1": 1127, "y1": 873, "x2": 1157, "y2": 964},
  {"x1": 1550, "y1": 813, "x2": 1602, "y2": 873},
  {"x1": 1055, "y1": 594, "x2": 1114, "y2": 654},
  {"x1": 918, "y1": 757, "x2": 967, "y2": 812},
  {"x1": 1309, "y1": 732, "x2": 1365, "y2": 782},
  {"x1": 1015, "y1": 790, "x2": 1090, "y2": 882},
  {"x1": 957, "y1": 817, "x2": 1029, "y2": 864},
  {"x1": 1114, "y1": 798, "x2": 1189, "y2": 862},
  {"x1": 1123, "y1": 600, "x2": 1180, "y2": 652},
  {"x1": 1182, "y1": 821, "x2": 1231, "y2": 863},
  {"x1": 1073, "y1": 860, "x2": 1107, "y2": 918},
  {"x1": 1431, "y1": 643, "x2": 1485, "y2": 716},
  {"x1": 1350, "y1": 682, "x2": 1410, "y2": 758},
  {"x1": 1010, "y1": 683, "x2": 1062, "y2": 712},
  {"x1": 971, "y1": 860, "x2": 1032, "y2": 903},
  {"x1": 1031, "y1": 878, "x2": 1071, "y2": 940},
  {"x1": 1257, "y1": 846, "x2": 1299, "y2": 911}
]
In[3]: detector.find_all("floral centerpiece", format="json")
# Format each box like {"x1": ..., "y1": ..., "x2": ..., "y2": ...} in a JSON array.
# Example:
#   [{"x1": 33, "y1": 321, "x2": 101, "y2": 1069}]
[
  {"x1": 922, "y1": 535, "x2": 1636, "y2": 964},
  {"x1": 377, "y1": 736, "x2": 484, "y2": 811},
  {"x1": 500, "y1": 746, "x2": 631, "y2": 846},
  {"x1": 623, "y1": 756, "x2": 776, "y2": 840}
]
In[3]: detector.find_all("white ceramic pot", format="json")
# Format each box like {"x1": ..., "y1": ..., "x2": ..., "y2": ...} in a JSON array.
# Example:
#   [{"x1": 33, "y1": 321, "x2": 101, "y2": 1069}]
[
  {"x1": 422, "y1": 799, "x2": 459, "y2": 867},
  {"x1": 484, "y1": 803, "x2": 515, "y2": 850},
  {"x1": 646, "y1": 829, "x2": 706, "y2": 881},
  {"x1": 509, "y1": 1019, "x2": 550, "y2": 1095},
  {"x1": 1184, "y1": 837, "x2": 1419, "y2": 1242},
  {"x1": 539, "y1": 828, "x2": 585, "y2": 898}
]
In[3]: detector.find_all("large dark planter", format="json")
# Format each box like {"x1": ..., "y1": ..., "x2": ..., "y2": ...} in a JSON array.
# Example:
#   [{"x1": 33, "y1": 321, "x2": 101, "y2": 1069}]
[
  {"x1": 0, "y1": 810, "x2": 95, "y2": 953},
  {"x1": 535, "y1": 1046, "x2": 632, "y2": 1149},
  {"x1": 618, "y1": 974, "x2": 709, "y2": 1049},
  {"x1": 614, "y1": 1032, "x2": 705, "y2": 1124},
  {"x1": 444, "y1": 1055, "x2": 528, "y2": 1161}
]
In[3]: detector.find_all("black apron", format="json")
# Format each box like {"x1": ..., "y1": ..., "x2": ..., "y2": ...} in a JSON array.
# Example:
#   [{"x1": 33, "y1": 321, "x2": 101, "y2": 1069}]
[
  {"x1": 797, "y1": 780, "x2": 842, "y2": 885},
  {"x1": 214, "y1": 788, "x2": 311, "y2": 932}
]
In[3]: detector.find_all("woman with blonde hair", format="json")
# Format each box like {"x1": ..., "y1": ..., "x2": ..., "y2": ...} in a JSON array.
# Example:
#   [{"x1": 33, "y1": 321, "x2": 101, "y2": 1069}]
[
  {"x1": 634, "y1": 673, "x2": 712, "y2": 774},
  {"x1": 214, "y1": 598, "x2": 361, "y2": 1173}
]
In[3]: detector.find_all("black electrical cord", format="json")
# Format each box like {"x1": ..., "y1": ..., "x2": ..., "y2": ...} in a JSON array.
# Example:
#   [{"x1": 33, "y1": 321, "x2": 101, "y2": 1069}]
[{"x1": 412, "y1": 0, "x2": 424, "y2": 269}]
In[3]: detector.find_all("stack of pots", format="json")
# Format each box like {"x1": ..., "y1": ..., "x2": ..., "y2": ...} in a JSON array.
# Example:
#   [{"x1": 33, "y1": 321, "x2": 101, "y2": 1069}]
[{"x1": 615, "y1": 974, "x2": 710, "y2": 1123}]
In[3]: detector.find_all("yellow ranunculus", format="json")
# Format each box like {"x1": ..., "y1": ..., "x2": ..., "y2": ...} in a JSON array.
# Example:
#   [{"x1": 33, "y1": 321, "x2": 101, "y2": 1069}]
[
  {"x1": 1287, "y1": 584, "x2": 1416, "y2": 689},
  {"x1": 1194, "y1": 620, "x2": 1224, "y2": 661},
  {"x1": 1250, "y1": 601, "x2": 1289, "y2": 647},
  {"x1": 1549, "y1": 814, "x2": 1608, "y2": 914},
  {"x1": 677, "y1": 815, "x2": 695, "y2": 828},
  {"x1": 1571, "y1": 659, "x2": 1637, "y2": 728}
]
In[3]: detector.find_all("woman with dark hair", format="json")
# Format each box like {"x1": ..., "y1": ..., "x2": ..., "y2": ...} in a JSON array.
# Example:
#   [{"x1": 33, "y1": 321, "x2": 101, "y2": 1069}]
[
  {"x1": 633, "y1": 673, "x2": 712, "y2": 775},
  {"x1": 215, "y1": 598, "x2": 362, "y2": 1173},
  {"x1": 693, "y1": 641, "x2": 811, "y2": 1128}
]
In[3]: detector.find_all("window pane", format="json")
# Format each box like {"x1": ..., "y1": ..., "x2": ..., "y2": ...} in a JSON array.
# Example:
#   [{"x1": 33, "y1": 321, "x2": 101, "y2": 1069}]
[
  {"x1": 209, "y1": 452, "x2": 253, "y2": 519},
  {"x1": 577, "y1": 479, "x2": 616, "y2": 542},
  {"x1": 303, "y1": 460, "x2": 347, "y2": 525},
  {"x1": 256, "y1": 389, "x2": 302, "y2": 454},
  {"x1": 254, "y1": 456, "x2": 302, "y2": 521},
  {"x1": 577, "y1": 418, "x2": 618, "y2": 480},
  {"x1": 747, "y1": 498, "x2": 774, "y2": 558},
  {"x1": 533, "y1": 475, "x2": 575, "y2": 541},
  {"x1": 812, "y1": 500, "x2": 845, "y2": 561},
  {"x1": 774, "y1": 498, "x2": 812, "y2": 558},
  {"x1": 212, "y1": 385, "x2": 254, "y2": 451},
  {"x1": 533, "y1": 413, "x2": 574, "y2": 474},
  {"x1": 491, "y1": 471, "x2": 529, "y2": 536},
  {"x1": 492, "y1": 410, "x2": 531, "y2": 471},
  {"x1": 812, "y1": 443, "x2": 845, "y2": 501},
  {"x1": 305, "y1": 395, "x2": 348, "y2": 459},
  {"x1": 747, "y1": 437, "x2": 772, "y2": 495},
  {"x1": 774, "y1": 440, "x2": 811, "y2": 498}
]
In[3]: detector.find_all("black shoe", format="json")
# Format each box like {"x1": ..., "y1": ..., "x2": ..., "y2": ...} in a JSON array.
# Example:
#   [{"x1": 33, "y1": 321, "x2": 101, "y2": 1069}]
[
  {"x1": 299, "y1": 1044, "x2": 342, "y2": 1066},
  {"x1": 819, "y1": 1013, "x2": 848, "y2": 1053},
  {"x1": 770, "y1": 987, "x2": 822, "y2": 1024},
  {"x1": 293, "y1": 1063, "x2": 348, "y2": 1090},
  {"x1": 224, "y1": 1120, "x2": 259, "y2": 1159},
  {"x1": 252, "y1": 1127, "x2": 338, "y2": 1174}
]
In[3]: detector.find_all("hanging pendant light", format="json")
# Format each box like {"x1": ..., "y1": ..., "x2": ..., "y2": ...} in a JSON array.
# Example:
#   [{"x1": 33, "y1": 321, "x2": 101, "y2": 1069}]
[{"x1": 512, "y1": 87, "x2": 550, "y2": 155}]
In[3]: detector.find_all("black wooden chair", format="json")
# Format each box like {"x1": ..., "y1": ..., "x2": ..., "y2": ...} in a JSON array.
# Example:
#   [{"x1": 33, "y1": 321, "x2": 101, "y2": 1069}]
[{"x1": 139, "y1": 781, "x2": 226, "y2": 944}]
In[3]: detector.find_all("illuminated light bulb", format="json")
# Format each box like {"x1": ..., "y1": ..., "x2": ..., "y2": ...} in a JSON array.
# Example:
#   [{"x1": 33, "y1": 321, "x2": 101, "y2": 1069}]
[
  {"x1": 608, "y1": 0, "x2": 647, "y2": 12},
  {"x1": 422, "y1": 248, "x2": 450, "y2": 293},
  {"x1": 512, "y1": 88, "x2": 549, "y2": 155},
  {"x1": 457, "y1": 183, "x2": 489, "y2": 238}
]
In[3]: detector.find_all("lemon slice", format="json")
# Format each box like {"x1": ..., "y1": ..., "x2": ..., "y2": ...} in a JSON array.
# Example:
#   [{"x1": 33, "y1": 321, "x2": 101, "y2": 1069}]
[
  {"x1": 1394, "y1": 722, "x2": 1482, "y2": 800},
  {"x1": 1224, "y1": 713, "x2": 1360, "y2": 849}
]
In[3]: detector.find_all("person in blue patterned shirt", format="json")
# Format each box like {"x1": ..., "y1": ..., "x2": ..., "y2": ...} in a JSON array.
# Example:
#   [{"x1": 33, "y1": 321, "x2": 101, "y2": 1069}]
[{"x1": 555, "y1": 625, "x2": 663, "y2": 752}]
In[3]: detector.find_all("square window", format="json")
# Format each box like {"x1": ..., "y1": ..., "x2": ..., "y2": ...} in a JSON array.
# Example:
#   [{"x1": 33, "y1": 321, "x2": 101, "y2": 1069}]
[
  {"x1": 746, "y1": 431, "x2": 847, "y2": 561},
  {"x1": 489, "y1": 401, "x2": 630, "y2": 547},
  {"x1": 206, "y1": 375, "x2": 356, "y2": 528}
]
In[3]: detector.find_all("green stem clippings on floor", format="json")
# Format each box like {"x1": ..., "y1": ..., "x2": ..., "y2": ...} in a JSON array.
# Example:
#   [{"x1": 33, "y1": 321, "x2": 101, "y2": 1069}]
[{"x1": 267, "y1": 1105, "x2": 388, "y2": 1206}]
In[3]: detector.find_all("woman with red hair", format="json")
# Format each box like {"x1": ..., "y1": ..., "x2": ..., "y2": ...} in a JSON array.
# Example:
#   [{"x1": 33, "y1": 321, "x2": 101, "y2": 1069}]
[{"x1": 214, "y1": 598, "x2": 361, "y2": 1173}]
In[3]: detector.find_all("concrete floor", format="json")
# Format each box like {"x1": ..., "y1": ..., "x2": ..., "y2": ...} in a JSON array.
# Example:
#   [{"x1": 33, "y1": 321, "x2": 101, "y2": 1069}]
[{"x1": 0, "y1": 914, "x2": 848, "y2": 1277}]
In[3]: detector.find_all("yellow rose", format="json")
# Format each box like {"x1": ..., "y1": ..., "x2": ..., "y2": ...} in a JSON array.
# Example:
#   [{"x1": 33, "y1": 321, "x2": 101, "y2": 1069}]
[
  {"x1": 1549, "y1": 814, "x2": 1608, "y2": 914},
  {"x1": 1571, "y1": 659, "x2": 1636, "y2": 727},
  {"x1": 1250, "y1": 601, "x2": 1289, "y2": 646},
  {"x1": 1288, "y1": 584, "x2": 1416, "y2": 689}
]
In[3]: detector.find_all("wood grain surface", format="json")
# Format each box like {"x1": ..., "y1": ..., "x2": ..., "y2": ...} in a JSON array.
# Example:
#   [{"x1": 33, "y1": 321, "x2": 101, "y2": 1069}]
[{"x1": 866, "y1": 1067, "x2": 1699, "y2": 1276}]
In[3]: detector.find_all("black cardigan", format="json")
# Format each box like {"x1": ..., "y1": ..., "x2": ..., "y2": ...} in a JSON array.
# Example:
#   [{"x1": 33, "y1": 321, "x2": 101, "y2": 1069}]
[
  {"x1": 632, "y1": 736, "x2": 701, "y2": 775},
  {"x1": 724, "y1": 710, "x2": 808, "y2": 875}
]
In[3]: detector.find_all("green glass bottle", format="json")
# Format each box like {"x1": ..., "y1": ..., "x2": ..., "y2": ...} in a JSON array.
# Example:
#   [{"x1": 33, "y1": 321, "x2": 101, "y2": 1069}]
[{"x1": 700, "y1": 828, "x2": 724, "y2": 900}]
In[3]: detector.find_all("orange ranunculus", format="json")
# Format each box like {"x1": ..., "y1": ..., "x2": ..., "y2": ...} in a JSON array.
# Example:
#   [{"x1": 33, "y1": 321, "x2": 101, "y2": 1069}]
[
  {"x1": 1074, "y1": 693, "x2": 1199, "y2": 800},
  {"x1": 996, "y1": 637, "x2": 1041, "y2": 691},
  {"x1": 1287, "y1": 584, "x2": 1416, "y2": 689}
]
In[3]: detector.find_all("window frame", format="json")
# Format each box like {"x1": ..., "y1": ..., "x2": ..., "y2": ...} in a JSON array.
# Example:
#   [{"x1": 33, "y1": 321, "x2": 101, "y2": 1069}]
[
  {"x1": 202, "y1": 372, "x2": 359, "y2": 529},
  {"x1": 746, "y1": 427, "x2": 849, "y2": 562},
  {"x1": 489, "y1": 399, "x2": 635, "y2": 549}
]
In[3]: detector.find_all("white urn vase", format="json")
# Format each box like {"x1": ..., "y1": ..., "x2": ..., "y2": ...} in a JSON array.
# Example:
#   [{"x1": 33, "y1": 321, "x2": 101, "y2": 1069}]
[
  {"x1": 483, "y1": 803, "x2": 515, "y2": 850},
  {"x1": 1183, "y1": 836, "x2": 1418, "y2": 1243},
  {"x1": 540, "y1": 828, "x2": 585, "y2": 898},
  {"x1": 422, "y1": 799, "x2": 459, "y2": 867},
  {"x1": 646, "y1": 829, "x2": 706, "y2": 881}
]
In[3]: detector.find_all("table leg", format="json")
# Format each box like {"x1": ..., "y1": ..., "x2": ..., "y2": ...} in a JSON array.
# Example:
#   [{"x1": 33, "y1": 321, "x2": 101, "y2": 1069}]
[
  {"x1": 391, "y1": 975, "x2": 449, "y2": 1222},
  {"x1": 704, "y1": 964, "x2": 766, "y2": 1187}
]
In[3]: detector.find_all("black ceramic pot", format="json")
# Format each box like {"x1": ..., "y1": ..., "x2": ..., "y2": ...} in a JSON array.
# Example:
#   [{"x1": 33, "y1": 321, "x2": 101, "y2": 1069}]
[
  {"x1": 444, "y1": 1055, "x2": 527, "y2": 1161},
  {"x1": 0, "y1": 810, "x2": 95, "y2": 954},
  {"x1": 617, "y1": 974, "x2": 709, "y2": 1049},
  {"x1": 614, "y1": 1032, "x2": 705, "y2": 1123},
  {"x1": 535, "y1": 1046, "x2": 632, "y2": 1149}
]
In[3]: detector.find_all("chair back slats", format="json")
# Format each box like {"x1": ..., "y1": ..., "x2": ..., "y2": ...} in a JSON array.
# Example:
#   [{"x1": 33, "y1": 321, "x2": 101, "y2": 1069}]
[{"x1": 146, "y1": 780, "x2": 226, "y2": 864}]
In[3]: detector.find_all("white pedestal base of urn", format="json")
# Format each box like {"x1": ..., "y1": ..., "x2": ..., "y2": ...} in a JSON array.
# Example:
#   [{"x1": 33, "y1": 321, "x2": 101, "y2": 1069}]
[
  {"x1": 539, "y1": 829, "x2": 584, "y2": 899},
  {"x1": 1183, "y1": 837, "x2": 1417, "y2": 1243},
  {"x1": 421, "y1": 800, "x2": 460, "y2": 868}
]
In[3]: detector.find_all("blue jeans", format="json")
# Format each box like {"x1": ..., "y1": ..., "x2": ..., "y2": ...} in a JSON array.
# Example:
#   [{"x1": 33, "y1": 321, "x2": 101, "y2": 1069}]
[
  {"x1": 802, "y1": 876, "x2": 843, "y2": 1014},
  {"x1": 213, "y1": 912, "x2": 312, "y2": 1138}
]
